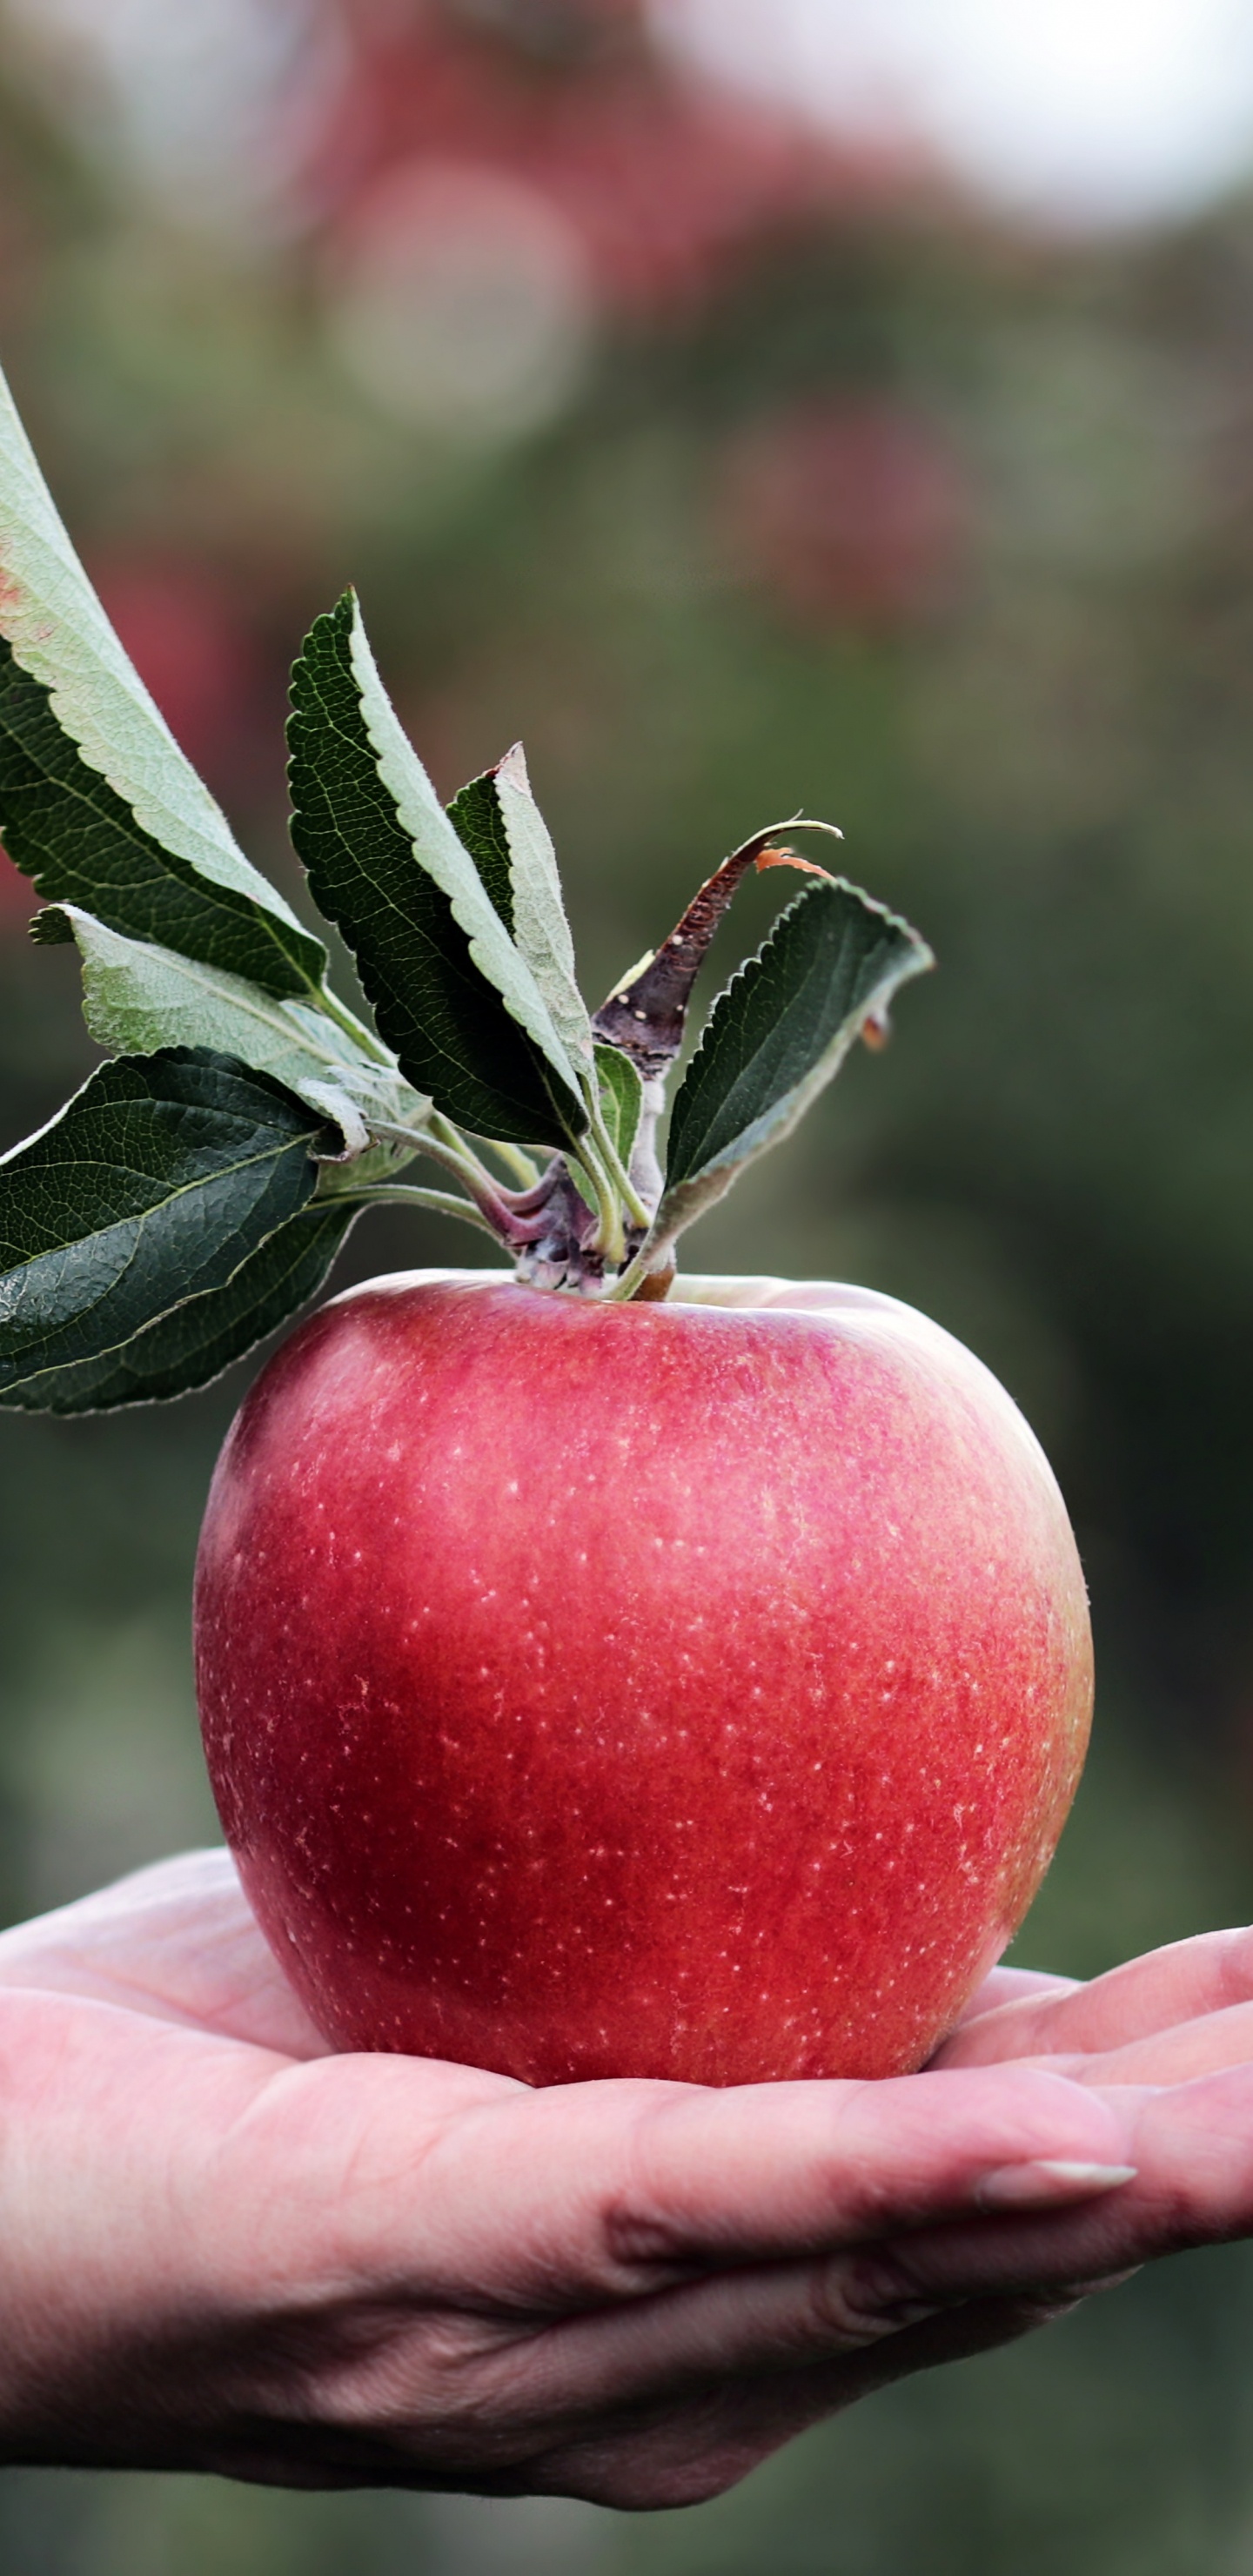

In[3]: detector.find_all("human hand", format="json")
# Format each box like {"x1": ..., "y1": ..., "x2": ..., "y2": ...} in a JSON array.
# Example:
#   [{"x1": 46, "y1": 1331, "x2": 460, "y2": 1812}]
[
  {"x1": 941, "y1": 1924, "x2": 1253, "y2": 2088},
  {"x1": 850, "y1": 1928, "x2": 1253, "y2": 2343},
  {"x1": 0, "y1": 1848, "x2": 1138, "y2": 2507}
]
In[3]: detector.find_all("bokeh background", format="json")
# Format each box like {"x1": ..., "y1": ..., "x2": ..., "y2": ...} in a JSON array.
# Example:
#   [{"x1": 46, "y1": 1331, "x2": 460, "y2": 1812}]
[{"x1": 3, "y1": 0, "x2": 1253, "y2": 2566}]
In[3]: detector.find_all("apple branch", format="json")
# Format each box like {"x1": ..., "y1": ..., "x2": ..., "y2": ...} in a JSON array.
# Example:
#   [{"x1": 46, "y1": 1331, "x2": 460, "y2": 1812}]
[{"x1": 0, "y1": 350, "x2": 935, "y2": 1396}]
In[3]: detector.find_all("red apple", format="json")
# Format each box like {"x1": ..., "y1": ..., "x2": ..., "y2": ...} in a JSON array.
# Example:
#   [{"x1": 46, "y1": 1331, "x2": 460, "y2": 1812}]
[{"x1": 193, "y1": 1265, "x2": 1091, "y2": 2087}]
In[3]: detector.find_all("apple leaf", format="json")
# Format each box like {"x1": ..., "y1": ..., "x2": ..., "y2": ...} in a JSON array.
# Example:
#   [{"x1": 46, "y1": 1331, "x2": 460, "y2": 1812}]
[
  {"x1": 594, "y1": 1041, "x2": 643, "y2": 1171},
  {"x1": 649, "y1": 878, "x2": 933, "y2": 1258},
  {"x1": 492, "y1": 746, "x2": 593, "y2": 1071},
  {"x1": 593, "y1": 823, "x2": 841, "y2": 1080},
  {"x1": 288, "y1": 595, "x2": 588, "y2": 1150},
  {"x1": 31, "y1": 901, "x2": 425, "y2": 1158},
  {"x1": 449, "y1": 747, "x2": 593, "y2": 1068},
  {"x1": 343, "y1": 603, "x2": 587, "y2": 1111},
  {"x1": 0, "y1": 635, "x2": 333, "y2": 1001},
  {"x1": 18, "y1": 1201, "x2": 358, "y2": 1412},
  {"x1": 446, "y1": 764, "x2": 515, "y2": 932},
  {"x1": 0, "y1": 1049, "x2": 335, "y2": 1410},
  {"x1": 0, "y1": 372, "x2": 327, "y2": 1001},
  {"x1": 0, "y1": 361, "x2": 937, "y2": 1329}
]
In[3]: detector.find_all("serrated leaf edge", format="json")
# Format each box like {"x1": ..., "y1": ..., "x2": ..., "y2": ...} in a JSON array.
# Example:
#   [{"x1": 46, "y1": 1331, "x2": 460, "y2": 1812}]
[
  {"x1": 345, "y1": 598, "x2": 585, "y2": 1119},
  {"x1": 28, "y1": 1203, "x2": 359, "y2": 1415},
  {"x1": 37, "y1": 902, "x2": 423, "y2": 1157},
  {"x1": 495, "y1": 757, "x2": 593, "y2": 1072},
  {"x1": 0, "y1": 366, "x2": 323, "y2": 986},
  {"x1": 639, "y1": 882, "x2": 933, "y2": 1270},
  {"x1": 0, "y1": 1187, "x2": 325, "y2": 1401},
  {"x1": 0, "y1": 1052, "x2": 332, "y2": 1393}
]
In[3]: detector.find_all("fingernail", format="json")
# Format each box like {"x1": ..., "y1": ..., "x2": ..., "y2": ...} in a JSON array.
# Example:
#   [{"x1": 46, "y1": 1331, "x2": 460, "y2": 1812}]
[{"x1": 975, "y1": 2160, "x2": 1137, "y2": 2211}]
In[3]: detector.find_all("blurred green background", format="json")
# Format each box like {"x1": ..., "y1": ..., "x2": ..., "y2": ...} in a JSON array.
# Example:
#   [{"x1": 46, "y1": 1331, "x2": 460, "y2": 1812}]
[{"x1": 4, "y1": 0, "x2": 1253, "y2": 2566}]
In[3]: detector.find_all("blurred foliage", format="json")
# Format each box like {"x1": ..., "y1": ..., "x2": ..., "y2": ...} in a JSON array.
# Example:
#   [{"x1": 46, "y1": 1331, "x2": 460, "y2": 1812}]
[{"x1": 3, "y1": 1, "x2": 1253, "y2": 2568}]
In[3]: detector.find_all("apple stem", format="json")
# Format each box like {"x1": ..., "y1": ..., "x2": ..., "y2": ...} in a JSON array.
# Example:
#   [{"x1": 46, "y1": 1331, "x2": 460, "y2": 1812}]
[
  {"x1": 573, "y1": 1132, "x2": 626, "y2": 1267},
  {"x1": 326, "y1": 1183, "x2": 501, "y2": 1240},
  {"x1": 484, "y1": 1138, "x2": 542, "y2": 1190},
  {"x1": 603, "y1": 1231, "x2": 676, "y2": 1303},
  {"x1": 319, "y1": 815, "x2": 909, "y2": 1299},
  {"x1": 426, "y1": 1109, "x2": 501, "y2": 1180},
  {"x1": 367, "y1": 1097, "x2": 660, "y2": 1286},
  {"x1": 312, "y1": 984, "x2": 400, "y2": 1070},
  {"x1": 366, "y1": 1117, "x2": 536, "y2": 1243},
  {"x1": 583, "y1": 1088, "x2": 653, "y2": 1234},
  {"x1": 360, "y1": 1111, "x2": 617, "y2": 1265},
  {"x1": 627, "y1": 1258, "x2": 676, "y2": 1302},
  {"x1": 372, "y1": 1114, "x2": 500, "y2": 1201},
  {"x1": 626, "y1": 1071, "x2": 667, "y2": 1214}
]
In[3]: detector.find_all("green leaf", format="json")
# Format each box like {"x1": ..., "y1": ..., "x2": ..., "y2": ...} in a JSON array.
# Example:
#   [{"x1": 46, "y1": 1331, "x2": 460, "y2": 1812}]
[
  {"x1": 0, "y1": 370, "x2": 327, "y2": 999},
  {"x1": 446, "y1": 767, "x2": 515, "y2": 932},
  {"x1": 34, "y1": 901, "x2": 425, "y2": 1157},
  {"x1": 449, "y1": 743, "x2": 593, "y2": 1075},
  {"x1": 492, "y1": 745, "x2": 593, "y2": 1074},
  {"x1": 288, "y1": 594, "x2": 586, "y2": 1150},
  {"x1": 594, "y1": 1041, "x2": 643, "y2": 1171},
  {"x1": 654, "y1": 878, "x2": 933, "y2": 1252},
  {"x1": 343, "y1": 602, "x2": 586, "y2": 1111},
  {"x1": 0, "y1": 1049, "x2": 332, "y2": 1410},
  {"x1": 19, "y1": 1202, "x2": 357, "y2": 1412},
  {"x1": 593, "y1": 822, "x2": 842, "y2": 1082}
]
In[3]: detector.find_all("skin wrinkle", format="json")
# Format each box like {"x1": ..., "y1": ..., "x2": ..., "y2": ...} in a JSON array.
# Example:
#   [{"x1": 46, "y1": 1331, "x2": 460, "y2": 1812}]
[
  {"x1": 7, "y1": 1854, "x2": 1253, "y2": 2500},
  {"x1": 322, "y1": 2198, "x2": 1151, "y2": 2491},
  {"x1": 244, "y1": 2252, "x2": 1131, "y2": 2507},
  {"x1": 364, "y1": 2246, "x2": 942, "y2": 2447},
  {"x1": 559, "y1": 2247, "x2": 934, "y2": 2394},
  {"x1": 869, "y1": 2083, "x2": 1253, "y2": 2317},
  {"x1": 532, "y1": 2290, "x2": 1096, "y2": 2512},
  {"x1": 0, "y1": 1853, "x2": 334, "y2": 2053},
  {"x1": 315, "y1": 2080, "x2": 696, "y2": 2315},
  {"x1": 14, "y1": 2223, "x2": 970, "y2": 2486},
  {"x1": 305, "y1": 2230, "x2": 950, "y2": 2459},
  {"x1": 600, "y1": 2095, "x2": 721, "y2": 2282},
  {"x1": 0, "y1": 2255, "x2": 988, "y2": 2499},
  {"x1": 244, "y1": 2251, "x2": 926, "y2": 2490},
  {"x1": 207, "y1": 2091, "x2": 459, "y2": 2318},
  {"x1": 601, "y1": 2067, "x2": 1130, "y2": 2278},
  {"x1": 603, "y1": 2104, "x2": 876, "y2": 2279},
  {"x1": 2, "y1": 1943, "x2": 245, "y2": 2036},
  {"x1": 943, "y1": 1925, "x2": 1253, "y2": 2069}
]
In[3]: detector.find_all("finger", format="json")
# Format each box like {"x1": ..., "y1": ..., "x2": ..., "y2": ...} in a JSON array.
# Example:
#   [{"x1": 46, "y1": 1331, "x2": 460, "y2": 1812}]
[
  {"x1": 527, "y1": 2291, "x2": 1088, "y2": 2510},
  {"x1": 300, "y1": 2207, "x2": 1116, "y2": 2497},
  {"x1": 950, "y1": 1966, "x2": 1078, "y2": 2028},
  {"x1": 452, "y1": 2228, "x2": 1063, "y2": 2434},
  {"x1": 937, "y1": 1926, "x2": 1253, "y2": 2069},
  {"x1": 308, "y1": 2061, "x2": 1139, "y2": 2309},
  {"x1": 858, "y1": 2060, "x2": 1253, "y2": 2315},
  {"x1": 0, "y1": 1850, "x2": 334, "y2": 2058},
  {"x1": 1045, "y1": 1999, "x2": 1253, "y2": 2090},
  {"x1": 181, "y1": 2287, "x2": 1077, "y2": 2504},
  {"x1": 1089, "y1": 2063, "x2": 1253, "y2": 2260}
]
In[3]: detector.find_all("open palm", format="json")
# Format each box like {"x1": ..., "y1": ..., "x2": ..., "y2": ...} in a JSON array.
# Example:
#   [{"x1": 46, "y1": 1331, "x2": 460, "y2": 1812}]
[{"x1": 0, "y1": 1852, "x2": 1250, "y2": 2506}]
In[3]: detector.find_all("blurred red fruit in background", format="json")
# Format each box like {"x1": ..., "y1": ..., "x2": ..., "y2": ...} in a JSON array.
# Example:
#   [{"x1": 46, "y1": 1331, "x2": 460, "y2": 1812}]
[
  {"x1": 307, "y1": 0, "x2": 915, "y2": 318},
  {"x1": 0, "y1": 564, "x2": 269, "y2": 936},
  {"x1": 0, "y1": 848, "x2": 33, "y2": 933},
  {"x1": 717, "y1": 396, "x2": 968, "y2": 629},
  {"x1": 91, "y1": 561, "x2": 261, "y2": 784}
]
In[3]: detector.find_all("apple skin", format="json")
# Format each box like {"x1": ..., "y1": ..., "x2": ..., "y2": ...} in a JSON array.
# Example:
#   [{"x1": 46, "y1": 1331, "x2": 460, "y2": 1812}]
[{"x1": 193, "y1": 1269, "x2": 1092, "y2": 2087}]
